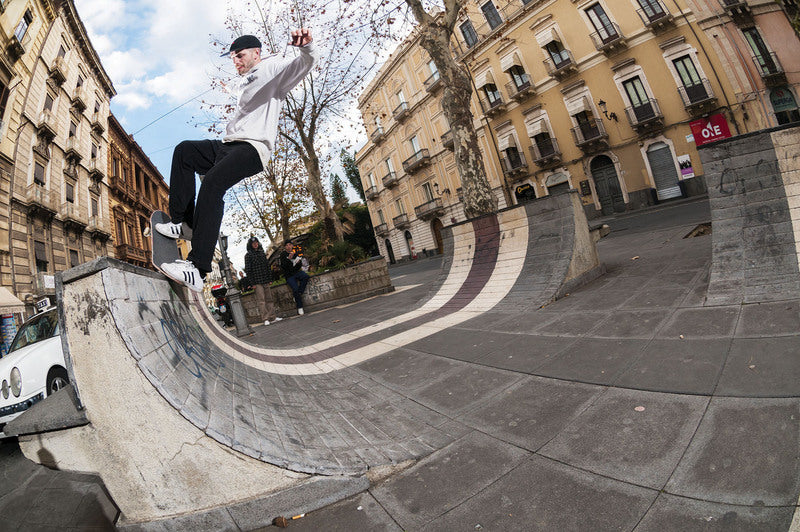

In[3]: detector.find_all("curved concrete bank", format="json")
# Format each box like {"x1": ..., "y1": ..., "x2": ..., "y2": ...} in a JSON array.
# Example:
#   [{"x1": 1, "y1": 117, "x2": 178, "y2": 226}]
[{"x1": 14, "y1": 192, "x2": 600, "y2": 525}]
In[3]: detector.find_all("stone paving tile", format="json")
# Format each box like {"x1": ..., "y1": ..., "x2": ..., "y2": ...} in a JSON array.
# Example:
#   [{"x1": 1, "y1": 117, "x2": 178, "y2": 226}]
[
  {"x1": 665, "y1": 397, "x2": 800, "y2": 506},
  {"x1": 534, "y1": 310, "x2": 613, "y2": 337},
  {"x1": 370, "y1": 431, "x2": 529, "y2": 531},
  {"x1": 540, "y1": 388, "x2": 708, "y2": 490},
  {"x1": 353, "y1": 348, "x2": 465, "y2": 392},
  {"x1": 656, "y1": 306, "x2": 741, "y2": 339},
  {"x1": 635, "y1": 492, "x2": 795, "y2": 531},
  {"x1": 536, "y1": 338, "x2": 647, "y2": 385},
  {"x1": 716, "y1": 336, "x2": 800, "y2": 397},
  {"x1": 405, "y1": 328, "x2": 517, "y2": 363},
  {"x1": 422, "y1": 455, "x2": 656, "y2": 531},
  {"x1": 476, "y1": 334, "x2": 578, "y2": 374},
  {"x1": 735, "y1": 300, "x2": 800, "y2": 337},
  {"x1": 275, "y1": 492, "x2": 403, "y2": 532},
  {"x1": 459, "y1": 376, "x2": 603, "y2": 451},
  {"x1": 620, "y1": 286, "x2": 692, "y2": 309},
  {"x1": 412, "y1": 365, "x2": 523, "y2": 416},
  {"x1": 588, "y1": 309, "x2": 670, "y2": 339},
  {"x1": 613, "y1": 339, "x2": 730, "y2": 395}
]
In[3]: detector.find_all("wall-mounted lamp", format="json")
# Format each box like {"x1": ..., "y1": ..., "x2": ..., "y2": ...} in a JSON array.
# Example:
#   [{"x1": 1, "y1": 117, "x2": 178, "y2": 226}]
[
  {"x1": 597, "y1": 100, "x2": 618, "y2": 122},
  {"x1": 433, "y1": 182, "x2": 451, "y2": 196}
]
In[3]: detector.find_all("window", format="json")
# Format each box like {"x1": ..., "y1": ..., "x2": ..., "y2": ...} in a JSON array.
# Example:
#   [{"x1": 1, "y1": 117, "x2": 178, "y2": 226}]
[
  {"x1": 69, "y1": 121, "x2": 77, "y2": 138},
  {"x1": 43, "y1": 92, "x2": 55, "y2": 112},
  {"x1": 94, "y1": 100, "x2": 100, "y2": 114},
  {"x1": 69, "y1": 249, "x2": 79, "y2": 268},
  {"x1": 481, "y1": 2, "x2": 503, "y2": 30},
  {"x1": 395, "y1": 198, "x2": 406, "y2": 215},
  {"x1": 377, "y1": 209, "x2": 385, "y2": 224},
  {"x1": 534, "y1": 132, "x2": 557, "y2": 157},
  {"x1": 385, "y1": 158, "x2": 395, "y2": 174},
  {"x1": 91, "y1": 142, "x2": 98, "y2": 159},
  {"x1": 0, "y1": 80, "x2": 10, "y2": 128},
  {"x1": 586, "y1": 4, "x2": 618, "y2": 42},
  {"x1": 57, "y1": 45, "x2": 66, "y2": 58},
  {"x1": 91, "y1": 197, "x2": 98, "y2": 217},
  {"x1": 742, "y1": 28, "x2": 778, "y2": 75},
  {"x1": 34, "y1": 240, "x2": 48, "y2": 273},
  {"x1": 545, "y1": 41, "x2": 571, "y2": 68},
  {"x1": 622, "y1": 76, "x2": 655, "y2": 120},
  {"x1": 34, "y1": 162, "x2": 46, "y2": 186},
  {"x1": 367, "y1": 173, "x2": 375, "y2": 188},
  {"x1": 422, "y1": 182, "x2": 435, "y2": 202},
  {"x1": 112, "y1": 157, "x2": 120, "y2": 178},
  {"x1": 428, "y1": 60, "x2": 439, "y2": 80},
  {"x1": 508, "y1": 65, "x2": 529, "y2": 89},
  {"x1": 116, "y1": 219, "x2": 125, "y2": 243},
  {"x1": 66, "y1": 181, "x2": 75, "y2": 203},
  {"x1": 460, "y1": 20, "x2": 479, "y2": 48},
  {"x1": 76, "y1": 75, "x2": 84, "y2": 88},
  {"x1": 484, "y1": 83, "x2": 502, "y2": 105},
  {"x1": 637, "y1": 0, "x2": 666, "y2": 20},
  {"x1": 672, "y1": 55, "x2": 709, "y2": 103},
  {"x1": 575, "y1": 110, "x2": 601, "y2": 139},
  {"x1": 409, "y1": 135, "x2": 421, "y2": 154},
  {"x1": 396, "y1": 89, "x2": 405, "y2": 105},
  {"x1": 14, "y1": 10, "x2": 32, "y2": 42}
]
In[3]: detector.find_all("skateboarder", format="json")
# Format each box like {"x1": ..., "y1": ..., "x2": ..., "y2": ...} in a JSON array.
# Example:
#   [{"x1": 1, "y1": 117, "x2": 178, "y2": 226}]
[{"x1": 155, "y1": 29, "x2": 318, "y2": 291}]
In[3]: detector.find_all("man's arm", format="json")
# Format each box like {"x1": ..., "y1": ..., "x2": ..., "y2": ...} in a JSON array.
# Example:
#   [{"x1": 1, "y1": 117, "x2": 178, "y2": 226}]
[{"x1": 261, "y1": 28, "x2": 319, "y2": 98}]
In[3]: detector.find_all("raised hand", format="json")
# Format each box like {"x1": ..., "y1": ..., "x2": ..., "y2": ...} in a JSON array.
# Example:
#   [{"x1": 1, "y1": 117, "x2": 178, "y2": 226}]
[{"x1": 289, "y1": 28, "x2": 313, "y2": 47}]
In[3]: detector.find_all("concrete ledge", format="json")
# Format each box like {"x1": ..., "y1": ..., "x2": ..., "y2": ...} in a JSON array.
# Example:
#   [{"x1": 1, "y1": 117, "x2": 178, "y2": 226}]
[{"x1": 4, "y1": 384, "x2": 88, "y2": 438}]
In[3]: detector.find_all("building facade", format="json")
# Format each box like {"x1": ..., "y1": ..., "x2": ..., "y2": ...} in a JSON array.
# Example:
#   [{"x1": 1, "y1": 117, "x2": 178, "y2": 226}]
[
  {"x1": 357, "y1": 0, "x2": 796, "y2": 263},
  {"x1": 3, "y1": 0, "x2": 115, "y2": 306},
  {"x1": 107, "y1": 114, "x2": 169, "y2": 270}
]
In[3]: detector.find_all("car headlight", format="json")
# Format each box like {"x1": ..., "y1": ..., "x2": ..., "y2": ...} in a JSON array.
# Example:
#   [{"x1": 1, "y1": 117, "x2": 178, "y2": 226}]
[{"x1": 10, "y1": 367, "x2": 21, "y2": 397}]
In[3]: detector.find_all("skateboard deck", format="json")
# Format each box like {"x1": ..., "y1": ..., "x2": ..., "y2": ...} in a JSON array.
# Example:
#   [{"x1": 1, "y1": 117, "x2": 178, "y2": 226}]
[{"x1": 148, "y1": 210, "x2": 182, "y2": 276}]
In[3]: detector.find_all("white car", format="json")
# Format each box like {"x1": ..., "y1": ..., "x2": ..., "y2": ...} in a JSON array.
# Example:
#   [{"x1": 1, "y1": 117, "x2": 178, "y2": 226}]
[{"x1": 0, "y1": 308, "x2": 68, "y2": 438}]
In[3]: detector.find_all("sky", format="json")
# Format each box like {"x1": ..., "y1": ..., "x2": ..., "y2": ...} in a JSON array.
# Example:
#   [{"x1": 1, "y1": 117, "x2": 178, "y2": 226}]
[{"x1": 73, "y1": 0, "x2": 372, "y2": 270}]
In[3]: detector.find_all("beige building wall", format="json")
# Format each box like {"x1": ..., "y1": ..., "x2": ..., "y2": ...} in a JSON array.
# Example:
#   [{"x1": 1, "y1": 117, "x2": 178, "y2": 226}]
[
  {"x1": 357, "y1": 0, "x2": 776, "y2": 263},
  {"x1": 6, "y1": 0, "x2": 115, "y2": 308}
]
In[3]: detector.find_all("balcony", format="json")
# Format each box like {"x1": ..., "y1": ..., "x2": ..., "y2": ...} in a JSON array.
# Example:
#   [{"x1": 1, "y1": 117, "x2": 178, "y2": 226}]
[
  {"x1": 370, "y1": 126, "x2": 385, "y2": 145},
  {"x1": 677, "y1": 78, "x2": 717, "y2": 115},
  {"x1": 501, "y1": 152, "x2": 529, "y2": 181},
  {"x1": 365, "y1": 185, "x2": 379, "y2": 200},
  {"x1": 392, "y1": 213, "x2": 410, "y2": 229},
  {"x1": 87, "y1": 215, "x2": 112, "y2": 241},
  {"x1": 402, "y1": 149, "x2": 431, "y2": 174},
  {"x1": 382, "y1": 171, "x2": 400, "y2": 188},
  {"x1": 36, "y1": 109, "x2": 57, "y2": 140},
  {"x1": 115, "y1": 243, "x2": 149, "y2": 263},
  {"x1": 71, "y1": 86, "x2": 87, "y2": 112},
  {"x1": 571, "y1": 118, "x2": 609, "y2": 153},
  {"x1": 48, "y1": 56, "x2": 66, "y2": 85},
  {"x1": 529, "y1": 137, "x2": 562, "y2": 168},
  {"x1": 414, "y1": 197, "x2": 445, "y2": 220},
  {"x1": 61, "y1": 203, "x2": 87, "y2": 232},
  {"x1": 6, "y1": 35, "x2": 24, "y2": 63},
  {"x1": 753, "y1": 53, "x2": 787, "y2": 87},
  {"x1": 65, "y1": 137, "x2": 82, "y2": 162},
  {"x1": 719, "y1": 0, "x2": 751, "y2": 23},
  {"x1": 374, "y1": 223, "x2": 389, "y2": 236},
  {"x1": 88, "y1": 159, "x2": 104, "y2": 182},
  {"x1": 424, "y1": 71, "x2": 442, "y2": 93},
  {"x1": 91, "y1": 112, "x2": 105, "y2": 133},
  {"x1": 589, "y1": 23, "x2": 626, "y2": 54},
  {"x1": 543, "y1": 50, "x2": 577, "y2": 80},
  {"x1": 624, "y1": 98, "x2": 665, "y2": 134},
  {"x1": 505, "y1": 76, "x2": 535, "y2": 102},
  {"x1": 441, "y1": 130, "x2": 454, "y2": 151},
  {"x1": 481, "y1": 95, "x2": 507, "y2": 118},
  {"x1": 637, "y1": 0, "x2": 674, "y2": 31},
  {"x1": 393, "y1": 101, "x2": 409, "y2": 122},
  {"x1": 25, "y1": 184, "x2": 57, "y2": 218}
]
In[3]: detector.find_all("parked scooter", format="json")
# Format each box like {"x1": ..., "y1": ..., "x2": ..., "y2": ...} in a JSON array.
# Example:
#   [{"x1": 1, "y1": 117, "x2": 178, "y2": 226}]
[{"x1": 211, "y1": 284, "x2": 233, "y2": 327}]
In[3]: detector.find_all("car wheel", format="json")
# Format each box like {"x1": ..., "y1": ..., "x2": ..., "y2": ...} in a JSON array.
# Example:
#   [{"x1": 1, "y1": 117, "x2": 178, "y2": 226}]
[{"x1": 46, "y1": 367, "x2": 69, "y2": 396}]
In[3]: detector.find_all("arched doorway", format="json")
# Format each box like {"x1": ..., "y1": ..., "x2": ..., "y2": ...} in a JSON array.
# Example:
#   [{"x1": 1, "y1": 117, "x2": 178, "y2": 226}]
[
  {"x1": 590, "y1": 155, "x2": 625, "y2": 215},
  {"x1": 431, "y1": 218, "x2": 444, "y2": 255},
  {"x1": 647, "y1": 142, "x2": 682, "y2": 200},
  {"x1": 384, "y1": 239, "x2": 395, "y2": 264},
  {"x1": 404, "y1": 230, "x2": 415, "y2": 259}
]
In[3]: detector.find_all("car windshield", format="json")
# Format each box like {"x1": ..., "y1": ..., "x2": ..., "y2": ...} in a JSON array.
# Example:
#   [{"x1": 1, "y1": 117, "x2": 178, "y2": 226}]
[{"x1": 6, "y1": 311, "x2": 60, "y2": 356}]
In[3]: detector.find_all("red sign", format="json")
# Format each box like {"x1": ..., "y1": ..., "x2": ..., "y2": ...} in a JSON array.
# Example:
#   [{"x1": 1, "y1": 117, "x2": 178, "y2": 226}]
[{"x1": 689, "y1": 114, "x2": 732, "y2": 146}]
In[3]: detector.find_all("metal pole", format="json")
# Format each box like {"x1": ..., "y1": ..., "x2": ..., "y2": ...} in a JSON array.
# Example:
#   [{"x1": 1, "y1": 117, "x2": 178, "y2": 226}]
[{"x1": 218, "y1": 234, "x2": 252, "y2": 337}]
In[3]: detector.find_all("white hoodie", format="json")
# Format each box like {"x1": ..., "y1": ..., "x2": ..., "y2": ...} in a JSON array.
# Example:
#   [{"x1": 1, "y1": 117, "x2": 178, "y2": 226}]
[{"x1": 223, "y1": 43, "x2": 319, "y2": 168}]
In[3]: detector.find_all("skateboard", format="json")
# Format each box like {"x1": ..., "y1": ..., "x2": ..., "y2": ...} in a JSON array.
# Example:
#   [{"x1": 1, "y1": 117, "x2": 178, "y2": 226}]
[{"x1": 147, "y1": 210, "x2": 182, "y2": 276}]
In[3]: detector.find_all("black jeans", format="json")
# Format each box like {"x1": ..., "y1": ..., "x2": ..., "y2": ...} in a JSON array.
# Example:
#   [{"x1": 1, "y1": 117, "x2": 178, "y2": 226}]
[
  {"x1": 286, "y1": 271, "x2": 310, "y2": 308},
  {"x1": 168, "y1": 140, "x2": 262, "y2": 273}
]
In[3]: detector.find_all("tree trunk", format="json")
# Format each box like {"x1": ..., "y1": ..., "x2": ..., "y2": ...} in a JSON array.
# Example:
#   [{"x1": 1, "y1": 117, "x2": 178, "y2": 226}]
[
  {"x1": 301, "y1": 139, "x2": 344, "y2": 242},
  {"x1": 415, "y1": 17, "x2": 497, "y2": 218}
]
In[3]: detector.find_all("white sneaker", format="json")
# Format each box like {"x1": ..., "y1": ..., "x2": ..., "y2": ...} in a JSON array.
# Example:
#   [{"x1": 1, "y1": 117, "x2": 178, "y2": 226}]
[
  {"x1": 264, "y1": 317, "x2": 283, "y2": 325},
  {"x1": 297, "y1": 308, "x2": 304, "y2": 316},
  {"x1": 155, "y1": 221, "x2": 193, "y2": 240},
  {"x1": 160, "y1": 260, "x2": 204, "y2": 292}
]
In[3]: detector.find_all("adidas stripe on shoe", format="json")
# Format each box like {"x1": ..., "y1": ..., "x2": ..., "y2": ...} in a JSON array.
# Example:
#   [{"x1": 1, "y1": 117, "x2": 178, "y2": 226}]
[
  {"x1": 155, "y1": 221, "x2": 193, "y2": 240},
  {"x1": 160, "y1": 260, "x2": 204, "y2": 292}
]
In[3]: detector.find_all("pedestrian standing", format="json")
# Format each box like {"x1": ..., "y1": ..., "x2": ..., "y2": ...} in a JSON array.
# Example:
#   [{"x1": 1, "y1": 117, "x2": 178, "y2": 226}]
[
  {"x1": 280, "y1": 241, "x2": 310, "y2": 315},
  {"x1": 245, "y1": 236, "x2": 281, "y2": 325},
  {"x1": 154, "y1": 29, "x2": 318, "y2": 291}
]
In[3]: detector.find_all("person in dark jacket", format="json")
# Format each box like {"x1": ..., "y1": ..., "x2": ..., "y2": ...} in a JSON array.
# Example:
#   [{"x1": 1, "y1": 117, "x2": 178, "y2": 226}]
[
  {"x1": 244, "y1": 236, "x2": 281, "y2": 325},
  {"x1": 280, "y1": 241, "x2": 310, "y2": 315}
]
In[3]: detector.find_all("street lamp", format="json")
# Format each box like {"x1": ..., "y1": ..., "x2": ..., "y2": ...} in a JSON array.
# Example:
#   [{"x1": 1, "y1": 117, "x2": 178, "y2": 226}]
[
  {"x1": 218, "y1": 232, "x2": 252, "y2": 337},
  {"x1": 597, "y1": 99, "x2": 618, "y2": 122}
]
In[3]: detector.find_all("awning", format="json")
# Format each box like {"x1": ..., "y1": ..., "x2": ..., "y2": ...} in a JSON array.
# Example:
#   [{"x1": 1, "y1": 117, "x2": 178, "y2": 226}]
[
  {"x1": 525, "y1": 119, "x2": 547, "y2": 137},
  {"x1": 475, "y1": 70, "x2": 494, "y2": 88},
  {"x1": 497, "y1": 133, "x2": 517, "y2": 151},
  {"x1": 565, "y1": 96, "x2": 591, "y2": 116},
  {"x1": 0, "y1": 287, "x2": 25, "y2": 314},
  {"x1": 500, "y1": 52, "x2": 523, "y2": 72},
  {"x1": 535, "y1": 28, "x2": 560, "y2": 48}
]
